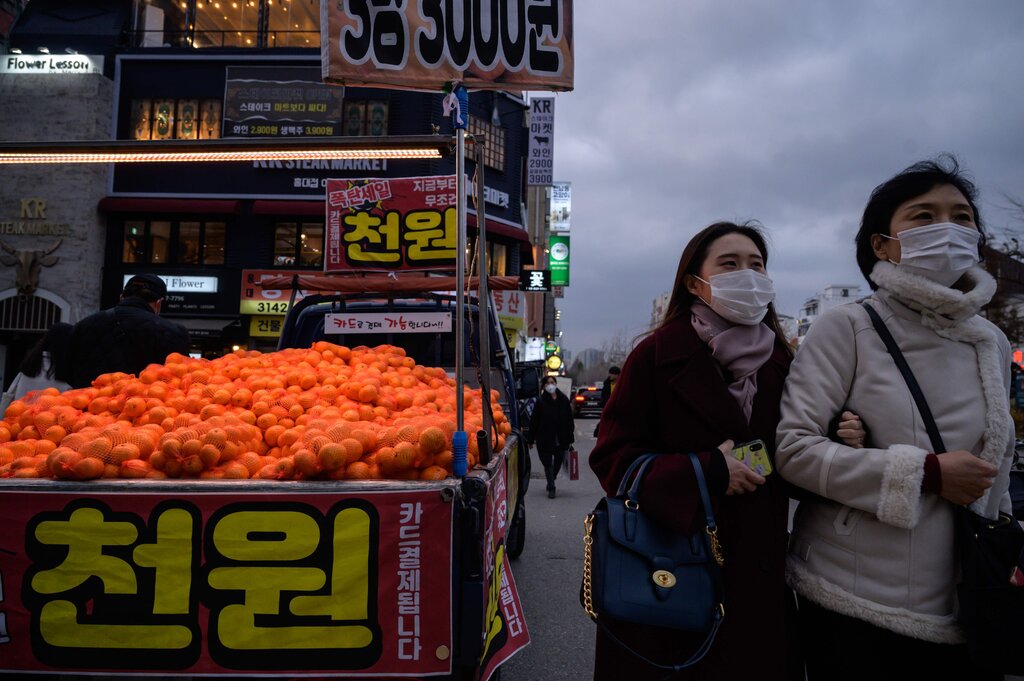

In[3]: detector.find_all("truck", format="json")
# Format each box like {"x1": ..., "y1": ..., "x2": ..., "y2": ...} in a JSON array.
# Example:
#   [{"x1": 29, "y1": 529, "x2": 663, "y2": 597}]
[{"x1": 0, "y1": 273, "x2": 542, "y2": 680}]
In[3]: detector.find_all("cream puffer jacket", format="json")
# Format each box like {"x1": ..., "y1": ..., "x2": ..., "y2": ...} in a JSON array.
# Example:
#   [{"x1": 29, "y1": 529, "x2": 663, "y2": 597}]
[{"x1": 776, "y1": 263, "x2": 1014, "y2": 644}]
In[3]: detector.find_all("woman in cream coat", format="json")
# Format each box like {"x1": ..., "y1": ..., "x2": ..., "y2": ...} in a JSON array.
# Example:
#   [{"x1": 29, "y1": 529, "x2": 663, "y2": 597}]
[{"x1": 776, "y1": 158, "x2": 1012, "y2": 681}]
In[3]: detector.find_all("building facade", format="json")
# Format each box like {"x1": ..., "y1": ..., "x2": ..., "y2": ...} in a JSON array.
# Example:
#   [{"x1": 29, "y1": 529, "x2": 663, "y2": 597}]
[
  {"x1": 796, "y1": 283, "x2": 863, "y2": 343},
  {"x1": 0, "y1": 0, "x2": 534, "y2": 383}
]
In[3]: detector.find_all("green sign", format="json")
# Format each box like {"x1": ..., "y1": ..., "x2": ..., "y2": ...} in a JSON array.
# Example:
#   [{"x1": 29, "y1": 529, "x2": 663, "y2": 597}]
[
  {"x1": 544, "y1": 340, "x2": 559, "y2": 354},
  {"x1": 549, "y1": 235, "x2": 570, "y2": 286}
]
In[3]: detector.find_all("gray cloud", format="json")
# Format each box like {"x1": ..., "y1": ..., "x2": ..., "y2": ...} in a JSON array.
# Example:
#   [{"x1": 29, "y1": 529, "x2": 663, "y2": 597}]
[{"x1": 551, "y1": 0, "x2": 1024, "y2": 356}]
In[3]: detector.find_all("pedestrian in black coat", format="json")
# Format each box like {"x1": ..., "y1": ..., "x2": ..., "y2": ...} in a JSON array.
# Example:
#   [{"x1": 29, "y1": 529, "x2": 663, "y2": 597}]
[
  {"x1": 528, "y1": 376, "x2": 575, "y2": 498},
  {"x1": 68, "y1": 274, "x2": 190, "y2": 388}
]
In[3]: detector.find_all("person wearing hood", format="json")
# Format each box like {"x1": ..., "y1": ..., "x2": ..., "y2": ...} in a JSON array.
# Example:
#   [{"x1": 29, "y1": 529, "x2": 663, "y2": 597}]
[
  {"x1": 68, "y1": 273, "x2": 190, "y2": 388},
  {"x1": 776, "y1": 158, "x2": 1012, "y2": 680},
  {"x1": 528, "y1": 375, "x2": 575, "y2": 498}
]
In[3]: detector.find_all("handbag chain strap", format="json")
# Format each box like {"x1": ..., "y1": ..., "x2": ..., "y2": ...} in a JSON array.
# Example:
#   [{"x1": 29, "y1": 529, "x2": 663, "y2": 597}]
[{"x1": 582, "y1": 512, "x2": 597, "y2": 619}]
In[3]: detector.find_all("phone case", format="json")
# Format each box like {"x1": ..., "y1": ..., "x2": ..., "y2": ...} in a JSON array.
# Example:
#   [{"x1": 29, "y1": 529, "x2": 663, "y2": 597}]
[{"x1": 731, "y1": 440, "x2": 773, "y2": 476}]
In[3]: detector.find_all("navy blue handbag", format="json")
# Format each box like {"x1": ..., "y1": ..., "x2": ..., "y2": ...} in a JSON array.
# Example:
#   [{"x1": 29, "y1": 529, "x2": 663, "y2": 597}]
[{"x1": 581, "y1": 453, "x2": 725, "y2": 671}]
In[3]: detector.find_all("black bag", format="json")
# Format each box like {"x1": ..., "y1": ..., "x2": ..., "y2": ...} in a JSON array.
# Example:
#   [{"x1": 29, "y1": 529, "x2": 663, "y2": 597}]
[
  {"x1": 581, "y1": 453, "x2": 725, "y2": 671},
  {"x1": 862, "y1": 302, "x2": 1024, "y2": 673}
]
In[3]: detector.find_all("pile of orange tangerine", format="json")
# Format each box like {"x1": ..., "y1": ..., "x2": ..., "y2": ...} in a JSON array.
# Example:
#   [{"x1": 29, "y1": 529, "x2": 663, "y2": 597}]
[{"x1": 0, "y1": 342, "x2": 511, "y2": 481}]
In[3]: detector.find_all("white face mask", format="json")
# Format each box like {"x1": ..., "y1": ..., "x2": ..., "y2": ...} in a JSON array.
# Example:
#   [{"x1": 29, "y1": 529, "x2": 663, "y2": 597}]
[
  {"x1": 695, "y1": 269, "x2": 776, "y2": 325},
  {"x1": 544, "y1": 384, "x2": 557, "y2": 394},
  {"x1": 883, "y1": 222, "x2": 980, "y2": 287}
]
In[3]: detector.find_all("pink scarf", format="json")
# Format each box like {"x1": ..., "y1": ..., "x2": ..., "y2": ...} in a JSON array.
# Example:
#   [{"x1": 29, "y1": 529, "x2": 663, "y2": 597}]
[{"x1": 690, "y1": 301, "x2": 776, "y2": 423}]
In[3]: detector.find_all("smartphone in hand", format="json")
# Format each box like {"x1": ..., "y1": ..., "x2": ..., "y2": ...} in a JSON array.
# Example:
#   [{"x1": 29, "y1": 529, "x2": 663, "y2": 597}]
[{"x1": 731, "y1": 439, "x2": 773, "y2": 477}]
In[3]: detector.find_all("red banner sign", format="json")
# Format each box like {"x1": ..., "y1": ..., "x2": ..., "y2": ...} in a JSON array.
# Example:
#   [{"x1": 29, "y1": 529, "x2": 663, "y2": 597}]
[
  {"x1": 321, "y1": 1, "x2": 574, "y2": 93},
  {"x1": 477, "y1": 456, "x2": 530, "y2": 680},
  {"x1": 0, "y1": 486, "x2": 453, "y2": 676},
  {"x1": 325, "y1": 176, "x2": 461, "y2": 273}
]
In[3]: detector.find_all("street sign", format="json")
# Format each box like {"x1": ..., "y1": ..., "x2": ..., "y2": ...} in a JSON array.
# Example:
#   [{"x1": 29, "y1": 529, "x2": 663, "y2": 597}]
[
  {"x1": 519, "y1": 270, "x2": 551, "y2": 292},
  {"x1": 544, "y1": 340, "x2": 559, "y2": 354},
  {"x1": 527, "y1": 98, "x2": 555, "y2": 186},
  {"x1": 549, "y1": 235, "x2": 570, "y2": 286}
]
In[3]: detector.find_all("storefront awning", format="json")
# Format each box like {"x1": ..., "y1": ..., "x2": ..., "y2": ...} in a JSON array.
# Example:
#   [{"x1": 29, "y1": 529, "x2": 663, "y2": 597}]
[
  {"x1": 252, "y1": 200, "x2": 324, "y2": 216},
  {"x1": 98, "y1": 198, "x2": 242, "y2": 214}
]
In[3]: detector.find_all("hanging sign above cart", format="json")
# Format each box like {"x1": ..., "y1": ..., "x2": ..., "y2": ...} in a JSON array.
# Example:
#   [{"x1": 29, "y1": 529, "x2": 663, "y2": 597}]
[
  {"x1": 321, "y1": 1, "x2": 574, "y2": 92},
  {"x1": 325, "y1": 175, "x2": 465, "y2": 273}
]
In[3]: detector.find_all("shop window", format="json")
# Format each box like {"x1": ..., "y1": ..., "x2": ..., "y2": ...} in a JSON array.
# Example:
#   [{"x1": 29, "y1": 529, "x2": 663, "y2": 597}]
[
  {"x1": 468, "y1": 116, "x2": 507, "y2": 172},
  {"x1": 489, "y1": 243, "x2": 508, "y2": 276},
  {"x1": 204, "y1": 222, "x2": 226, "y2": 264},
  {"x1": 178, "y1": 222, "x2": 201, "y2": 264},
  {"x1": 131, "y1": 98, "x2": 222, "y2": 140},
  {"x1": 134, "y1": 0, "x2": 320, "y2": 49},
  {"x1": 121, "y1": 219, "x2": 227, "y2": 266},
  {"x1": 274, "y1": 221, "x2": 324, "y2": 268},
  {"x1": 151, "y1": 222, "x2": 172, "y2": 264},
  {"x1": 343, "y1": 101, "x2": 389, "y2": 136}
]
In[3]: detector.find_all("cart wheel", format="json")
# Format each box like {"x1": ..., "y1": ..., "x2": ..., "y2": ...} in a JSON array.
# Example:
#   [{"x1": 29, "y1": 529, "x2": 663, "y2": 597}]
[{"x1": 506, "y1": 499, "x2": 526, "y2": 559}]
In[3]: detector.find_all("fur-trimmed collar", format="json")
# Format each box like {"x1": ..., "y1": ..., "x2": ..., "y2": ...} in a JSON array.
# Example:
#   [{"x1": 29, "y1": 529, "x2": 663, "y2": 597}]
[
  {"x1": 869, "y1": 262, "x2": 996, "y2": 330},
  {"x1": 870, "y1": 260, "x2": 1008, "y2": 517}
]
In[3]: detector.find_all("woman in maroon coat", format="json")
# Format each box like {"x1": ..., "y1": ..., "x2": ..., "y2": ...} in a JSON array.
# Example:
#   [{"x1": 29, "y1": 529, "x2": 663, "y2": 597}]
[{"x1": 590, "y1": 222, "x2": 863, "y2": 681}]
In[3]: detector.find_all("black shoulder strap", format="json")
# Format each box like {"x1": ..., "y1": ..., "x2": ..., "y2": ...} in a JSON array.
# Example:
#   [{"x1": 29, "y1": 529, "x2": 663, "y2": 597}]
[{"x1": 860, "y1": 302, "x2": 946, "y2": 454}]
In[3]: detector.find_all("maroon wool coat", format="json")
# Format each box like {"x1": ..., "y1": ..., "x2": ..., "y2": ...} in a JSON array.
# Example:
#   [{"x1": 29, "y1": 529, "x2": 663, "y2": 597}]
[{"x1": 589, "y1": 316, "x2": 802, "y2": 681}]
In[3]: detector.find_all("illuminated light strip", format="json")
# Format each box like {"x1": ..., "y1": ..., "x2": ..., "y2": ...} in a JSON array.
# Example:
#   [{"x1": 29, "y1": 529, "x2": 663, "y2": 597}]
[
  {"x1": 0, "y1": 148, "x2": 443, "y2": 164},
  {"x1": 0, "y1": 135, "x2": 456, "y2": 165}
]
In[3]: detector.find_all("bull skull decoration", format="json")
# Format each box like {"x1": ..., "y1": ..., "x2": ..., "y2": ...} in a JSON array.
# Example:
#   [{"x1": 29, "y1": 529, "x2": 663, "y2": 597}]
[{"x1": 0, "y1": 239, "x2": 62, "y2": 299}]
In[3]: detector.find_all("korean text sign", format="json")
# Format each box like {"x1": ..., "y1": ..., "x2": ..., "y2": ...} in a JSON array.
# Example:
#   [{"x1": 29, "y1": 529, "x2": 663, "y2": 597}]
[
  {"x1": 527, "y1": 97, "x2": 555, "y2": 186},
  {"x1": 321, "y1": 1, "x2": 574, "y2": 92},
  {"x1": 0, "y1": 487, "x2": 453, "y2": 676},
  {"x1": 325, "y1": 175, "x2": 463, "y2": 273},
  {"x1": 325, "y1": 312, "x2": 452, "y2": 334}
]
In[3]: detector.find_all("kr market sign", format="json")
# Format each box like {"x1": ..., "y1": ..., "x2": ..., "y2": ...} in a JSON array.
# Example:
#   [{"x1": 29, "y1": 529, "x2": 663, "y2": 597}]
[{"x1": 321, "y1": 1, "x2": 574, "y2": 92}]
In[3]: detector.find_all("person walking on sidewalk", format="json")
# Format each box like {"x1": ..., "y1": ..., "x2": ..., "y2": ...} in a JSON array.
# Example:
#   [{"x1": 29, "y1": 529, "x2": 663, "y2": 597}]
[{"x1": 529, "y1": 375, "x2": 575, "y2": 498}]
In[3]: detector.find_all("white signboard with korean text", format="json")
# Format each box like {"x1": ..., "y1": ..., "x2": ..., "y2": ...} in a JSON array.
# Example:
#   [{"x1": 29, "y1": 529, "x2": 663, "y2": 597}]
[
  {"x1": 550, "y1": 181, "x2": 571, "y2": 232},
  {"x1": 324, "y1": 312, "x2": 452, "y2": 334},
  {"x1": 122, "y1": 274, "x2": 219, "y2": 293},
  {"x1": 527, "y1": 97, "x2": 555, "y2": 186}
]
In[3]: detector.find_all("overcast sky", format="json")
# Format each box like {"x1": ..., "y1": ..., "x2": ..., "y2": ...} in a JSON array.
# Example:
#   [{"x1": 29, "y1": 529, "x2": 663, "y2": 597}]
[{"x1": 546, "y1": 0, "x2": 1024, "y2": 357}]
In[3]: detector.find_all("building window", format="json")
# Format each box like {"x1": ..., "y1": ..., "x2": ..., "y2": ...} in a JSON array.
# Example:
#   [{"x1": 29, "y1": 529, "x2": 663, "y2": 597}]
[
  {"x1": 468, "y1": 116, "x2": 507, "y2": 171},
  {"x1": 489, "y1": 243, "x2": 508, "y2": 276},
  {"x1": 274, "y1": 221, "x2": 324, "y2": 267},
  {"x1": 121, "y1": 219, "x2": 227, "y2": 266},
  {"x1": 131, "y1": 98, "x2": 222, "y2": 140},
  {"x1": 343, "y1": 101, "x2": 389, "y2": 136},
  {"x1": 134, "y1": 0, "x2": 320, "y2": 49}
]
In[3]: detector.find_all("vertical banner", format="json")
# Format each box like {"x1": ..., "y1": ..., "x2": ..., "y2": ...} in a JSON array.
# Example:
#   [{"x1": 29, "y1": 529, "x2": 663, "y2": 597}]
[
  {"x1": 476, "y1": 455, "x2": 530, "y2": 680},
  {"x1": 320, "y1": 2, "x2": 574, "y2": 92},
  {"x1": 549, "y1": 181, "x2": 571, "y2": 232},
  {"x1": 549, "y1": 235, "x2": 570, "y2": 286},
  {"x1": 527, "y1": 98, "x2": 555, "y2": 186},
  {"x1": 325, "y1": 176, "x2": 460, "y2": 272}
]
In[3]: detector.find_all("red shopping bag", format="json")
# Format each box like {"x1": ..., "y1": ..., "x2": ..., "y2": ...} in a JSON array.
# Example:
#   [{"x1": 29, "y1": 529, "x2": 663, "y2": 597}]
[{"x1": 568, "y1": 446, "x2": 580, "y2": 481}]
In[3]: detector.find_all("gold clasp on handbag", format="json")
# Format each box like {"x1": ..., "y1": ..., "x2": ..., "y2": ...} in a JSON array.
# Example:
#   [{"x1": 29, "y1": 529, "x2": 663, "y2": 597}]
[
  {"x1": 624, "y1": 499, "x2": 639, "y2": 510},
  {"x1": 651, "y1": 570, "x2": 676, "y2": 588},
  {"x1": 706, "y1": 526, "x2": 724, "y2": 566}
]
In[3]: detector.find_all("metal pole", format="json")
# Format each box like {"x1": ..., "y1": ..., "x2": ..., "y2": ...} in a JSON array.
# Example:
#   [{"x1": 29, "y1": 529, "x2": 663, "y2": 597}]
[
  {"x1": 455, "y1": 127, "x2": 466, "y2": 434},
  {"x1": 475, "y1": 138, "x2": 493, "y2": 461}
]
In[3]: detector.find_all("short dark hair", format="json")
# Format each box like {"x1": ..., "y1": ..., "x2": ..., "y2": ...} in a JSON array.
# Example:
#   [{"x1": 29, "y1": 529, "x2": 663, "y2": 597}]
[
  {"x1": 608, "y1": 366, "x2": 621, "y2": 375},
  {"x1": 123, "y1": 273, "x2": 167, "y2": 302},
  {"x1": 854, "y1": 155, "x2": 986, "y2": 289}
]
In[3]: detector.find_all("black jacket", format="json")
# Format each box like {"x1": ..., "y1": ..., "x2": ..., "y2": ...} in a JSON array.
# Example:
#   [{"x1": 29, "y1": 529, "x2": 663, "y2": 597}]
[
  {"x1": 68, "y1": 298, "x2": 190, "y2": 388},
  {"x1": 528, "y1": 389, "x2": 575, "y2": 451}
]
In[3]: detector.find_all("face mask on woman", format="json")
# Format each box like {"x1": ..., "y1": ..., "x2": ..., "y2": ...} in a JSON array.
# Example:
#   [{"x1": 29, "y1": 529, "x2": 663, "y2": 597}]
[
  {"x1": 544, "y1": 383, "x2": 557, "y2": 394},
  {"x1": 695, "y1": 269, "x2": 776, "y2": 325},
  {"x1": 883, "y1": 222, "x2": 980, "y2": 287}
]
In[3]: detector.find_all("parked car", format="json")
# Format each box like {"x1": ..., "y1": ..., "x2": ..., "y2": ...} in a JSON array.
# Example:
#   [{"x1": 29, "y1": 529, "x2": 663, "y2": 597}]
[{"x1": 572, "y1": 386, "x2": 603, "y2": 417}]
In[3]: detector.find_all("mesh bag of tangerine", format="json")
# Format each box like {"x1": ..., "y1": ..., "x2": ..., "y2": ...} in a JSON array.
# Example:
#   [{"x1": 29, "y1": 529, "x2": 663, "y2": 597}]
[{"x1": 0, "y1": 342, "x2": 511, "y2": 481}]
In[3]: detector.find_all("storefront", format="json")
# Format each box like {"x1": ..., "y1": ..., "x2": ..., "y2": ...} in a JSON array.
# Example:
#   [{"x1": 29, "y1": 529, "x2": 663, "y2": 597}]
[{"x1": 102, "y1": 53, "x2": 532, "y2": 351}]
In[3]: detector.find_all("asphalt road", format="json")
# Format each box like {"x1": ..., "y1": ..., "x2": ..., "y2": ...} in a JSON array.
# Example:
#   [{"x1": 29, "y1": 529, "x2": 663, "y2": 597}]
[{"x1": 501, "y1": 417, "x2": 603, "y2": 681}]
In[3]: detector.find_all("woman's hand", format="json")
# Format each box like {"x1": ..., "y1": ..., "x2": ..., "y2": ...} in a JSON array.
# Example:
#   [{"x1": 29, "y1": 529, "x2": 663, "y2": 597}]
[
  {"x1": 937, "y1": 450, "x2": 997, "y2": 505},
  {"x1": 718, "y1": 439, "x2": 766, "y2": 495},
  {"x1": 836, "y1": 411, "x2": 866, "y2": 449}
]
